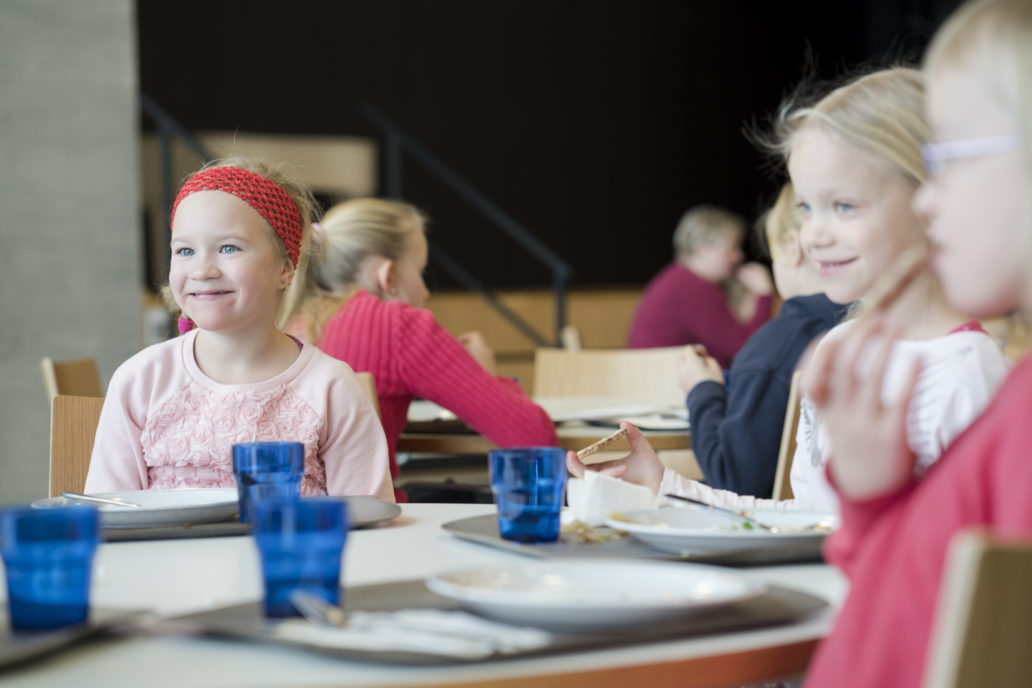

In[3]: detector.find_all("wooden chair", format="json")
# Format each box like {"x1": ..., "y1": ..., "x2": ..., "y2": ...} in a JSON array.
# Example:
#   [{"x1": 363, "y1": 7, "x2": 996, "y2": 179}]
[
  {"x1": 771, "y1": 369, "x2": 803, "y2": 500},
  {"x1": 923, "y1": 531, "x2": 1032, "y2": 688},
  {"x1": 354, "y1": 371, "x2": 380, "y2": 420},
  {"x1": 40, "y1": 356, "x2": 102, "y2": 401},
  {"x1": 49, "y1": 394, "x2": 104, "y2": 497},
  {"x1": 532, "y1": 346, "x2": 685, "y2": 405}
]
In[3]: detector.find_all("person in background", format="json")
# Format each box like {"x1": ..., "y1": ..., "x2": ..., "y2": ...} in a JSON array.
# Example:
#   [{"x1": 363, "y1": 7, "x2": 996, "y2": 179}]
[
  {"x1": 675, "y1": 183, "x2": 847, "y2": 496},
  {"x1": 86, "y1": 156, "x2": 394, "y2": 501},
  {"x1": 569, "y1": 67, "x2": 1010, "y2": 515},
  {"x1": 802, "y1": 2, "x2": 1032, "y2": 685},
  {"x1": 627, "y1": 204, "x2": 774, "y2": 367},
  {"x1": 287, "y1": 198, "x2": 557, "y2": 502}
]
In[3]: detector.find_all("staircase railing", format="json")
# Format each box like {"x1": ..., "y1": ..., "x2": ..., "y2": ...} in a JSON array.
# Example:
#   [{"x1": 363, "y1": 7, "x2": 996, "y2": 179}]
[
  {"x1": 141, "y1": 96, "x2": 571, "y2": 346},
  {"x1": 361, "y1": 103, "x2": 573, "y2": 347},
  {"x1": 140, "y1": 94, "x2": 215, "y2": 268}
]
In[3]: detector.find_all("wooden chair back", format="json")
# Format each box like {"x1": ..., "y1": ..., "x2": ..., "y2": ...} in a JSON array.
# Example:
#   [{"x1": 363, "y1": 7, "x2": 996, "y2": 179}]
[
  {"x1": 532, "y1": 347, "x2": 685, "y2": 405},
  {"x1": 49, "y1": 395, "x2": 104, "y2": 497},
  {"x1": 354, "y1": 371, "x2": 380, "y2": 420},
  {"x1": 40, "y1": 356, "x2": 102, "y2": 402},
  {"x1": 924, "y1": 531, "x2": 1032, "y2": 688},
  {"x1": 772, "y1": 370, "x2": 803, "y2": 500}
]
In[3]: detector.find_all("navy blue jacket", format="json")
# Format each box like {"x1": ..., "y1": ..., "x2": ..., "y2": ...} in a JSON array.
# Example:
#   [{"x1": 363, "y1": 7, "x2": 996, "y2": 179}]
[{"x1": 685, "y1": 293, "x2": 848, "y2": 497}]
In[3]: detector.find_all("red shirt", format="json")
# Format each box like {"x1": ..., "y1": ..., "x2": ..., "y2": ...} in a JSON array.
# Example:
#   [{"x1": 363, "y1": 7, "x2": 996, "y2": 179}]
[
  {"x1": 805, "y1": 355, "x2": 1032, "y2": 687},
  {"x1": 315, "y1": 291, "x2": 558, "y2": 501},
  {"x1": 627, "y1": 263, "x2": 772, "y2": 367}
]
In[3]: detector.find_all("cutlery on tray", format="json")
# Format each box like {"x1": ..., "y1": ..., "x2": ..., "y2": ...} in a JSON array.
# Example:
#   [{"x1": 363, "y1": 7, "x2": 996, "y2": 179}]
[
  {"x1": 286, "y1": 590, "x2": 551, "y2": 658},
  {"x1": 61, "y1": 491, "x2": 141, "y2": 508}
]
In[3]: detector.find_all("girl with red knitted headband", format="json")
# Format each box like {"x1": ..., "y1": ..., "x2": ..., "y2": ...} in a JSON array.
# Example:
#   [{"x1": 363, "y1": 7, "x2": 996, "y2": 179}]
[{"x1": 85, "y1": 157, "x2": 394, "y2": 502}]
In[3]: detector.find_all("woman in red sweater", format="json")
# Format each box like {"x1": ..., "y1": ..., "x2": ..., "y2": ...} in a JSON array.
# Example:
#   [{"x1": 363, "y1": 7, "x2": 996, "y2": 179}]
[
  {"x1": 288, "y1": 199, "x2": 557, "y2": 501},
  {"x1": 800, "y1": 1, "x2": 1032, "y2": 686}
]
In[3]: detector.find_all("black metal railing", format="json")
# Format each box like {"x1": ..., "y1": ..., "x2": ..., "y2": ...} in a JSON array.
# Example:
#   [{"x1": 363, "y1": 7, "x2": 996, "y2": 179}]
[
  {"x1": 140, "y1": 94, "x2": 215, "y2": 269},
  {"x1": 141, "y1": 96, "x2": 572, "y2": 346},
  {"x1": 361, "y1": 104, "x2": 573, "y2": 347}
]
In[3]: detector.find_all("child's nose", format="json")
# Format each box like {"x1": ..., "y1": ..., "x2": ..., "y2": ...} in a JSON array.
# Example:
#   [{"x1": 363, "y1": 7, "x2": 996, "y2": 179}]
[
  {"x1": 800, "y1": 214, "x2": 833, "y2": 249},
  {"x1": 189, "y1": 253, "x2": 221, "y2": 279}
]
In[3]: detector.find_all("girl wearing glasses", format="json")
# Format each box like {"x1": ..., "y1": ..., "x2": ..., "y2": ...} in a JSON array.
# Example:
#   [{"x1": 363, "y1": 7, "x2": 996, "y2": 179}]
[{"x1": 801, "y1": 1, "x2": 1032, "y2": 685}]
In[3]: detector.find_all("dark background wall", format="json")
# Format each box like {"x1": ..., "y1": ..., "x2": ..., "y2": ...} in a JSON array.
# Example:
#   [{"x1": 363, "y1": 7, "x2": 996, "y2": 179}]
[{"x1": 137, "y1": 0, "x2": 961, "y2": 289}]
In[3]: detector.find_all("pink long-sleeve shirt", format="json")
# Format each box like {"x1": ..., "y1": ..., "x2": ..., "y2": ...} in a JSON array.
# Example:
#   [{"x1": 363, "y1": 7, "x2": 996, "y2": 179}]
[
  {"x1": 804, "y1": 355, "x2": 1032, "y2": 687},
  {"x1": 85, "y1": 328, "x2": 394, "y2": 502},
  {"x1": 308, "y1": 290, "x2": 558, "y2": 499}
]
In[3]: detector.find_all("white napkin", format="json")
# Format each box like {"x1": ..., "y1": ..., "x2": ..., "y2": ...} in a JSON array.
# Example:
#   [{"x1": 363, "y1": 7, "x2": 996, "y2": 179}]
[
  {"x1": 565, "y1": 470, "x2": 659, "y2": 526},
  {"x1": 273, "y1": 609, "x2": 552, "y2": 659}
]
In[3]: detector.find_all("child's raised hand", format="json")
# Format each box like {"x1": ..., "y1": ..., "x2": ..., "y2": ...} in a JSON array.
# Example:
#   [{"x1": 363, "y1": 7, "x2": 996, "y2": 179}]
[
  {"x1": 803, "y1": 314, "x2": 921, "y2": 500},
  {"x1": 565, "y1": 422, "x2": 664, "y2": 495},
  {"x1": 457, "y1": 331, "x2": 497, "y2": 375},
  {"x1": 735, "y1": 262, "x2": 774, "y2": 296},
  {"x1": 677, "y1": 345, "x2": 723, "y2": 392}
]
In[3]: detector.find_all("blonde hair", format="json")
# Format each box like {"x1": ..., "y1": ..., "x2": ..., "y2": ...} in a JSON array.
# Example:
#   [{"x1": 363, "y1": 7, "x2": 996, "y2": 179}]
[
  {"x1": 764, "y1": 184, "x2": 801, "y2": 262},
  {"x1": 924, "y1": 0, "x2": 1032, "y2": 315},
  {"x1": 162, "y1": 155, "x2": 318, "y2": 330},
  {"x1": 924, "y1": 0, "x2": 1032, "y2": 176},
  {"x1": 294, "y1": 198, "x2": 427, "y2": 343},
  {"x1": 672, "y1": 204, "x2": 745, "y2": 259},
  {"x1": 771, "y1": 67, "x2": 929, "y2": 187}
]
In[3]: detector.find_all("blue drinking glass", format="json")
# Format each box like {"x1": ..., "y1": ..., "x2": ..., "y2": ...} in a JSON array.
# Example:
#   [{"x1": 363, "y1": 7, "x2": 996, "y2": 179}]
[
  {"x1": 251, "y1": 497, "x2": 349, "y2": 618},
  {"x1": 489, "y1": 447, "x2": 567, "y2": 543},
  {"x1": 0, "y1": 505, "x2": 100, "y2": 631},
  {"x1": 232, "y1": 442, "x2": 305, "y2": 523}
]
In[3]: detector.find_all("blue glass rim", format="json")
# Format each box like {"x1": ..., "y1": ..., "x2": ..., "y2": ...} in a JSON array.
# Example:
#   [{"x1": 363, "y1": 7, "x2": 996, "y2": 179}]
[
  {"x1": 232, "y1": 441, "x2": 305, "y2": 471},
  {"x1": 0, "y1": 503, "x2": 100, "y2": 551}
]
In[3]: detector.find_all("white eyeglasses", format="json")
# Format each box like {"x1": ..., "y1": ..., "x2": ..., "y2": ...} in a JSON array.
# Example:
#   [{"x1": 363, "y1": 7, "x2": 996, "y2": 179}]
[{"x1": 921, "y1": 135, "x2": 1020, "y2": 178}]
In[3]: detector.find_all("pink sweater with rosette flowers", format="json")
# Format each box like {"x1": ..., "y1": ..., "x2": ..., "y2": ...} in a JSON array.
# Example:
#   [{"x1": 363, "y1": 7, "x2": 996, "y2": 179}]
[{"x1": 84, "y1": 328, "x2": 394, "y2": 502}]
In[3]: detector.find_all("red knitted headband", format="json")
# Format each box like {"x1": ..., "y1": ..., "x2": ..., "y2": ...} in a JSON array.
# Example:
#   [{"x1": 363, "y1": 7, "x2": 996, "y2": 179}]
[{"x1": 171, "y1": 166, "x2": 303, "y2": 268}]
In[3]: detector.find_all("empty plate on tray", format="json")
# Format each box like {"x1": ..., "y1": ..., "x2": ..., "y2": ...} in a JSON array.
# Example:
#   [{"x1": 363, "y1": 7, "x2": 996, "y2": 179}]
[
  {"x1": 32, "y1": 488, "x2": 239, "y2": 529},
  {"x1": 425, "y1": 559, "x2": 766, "y2": 632}
]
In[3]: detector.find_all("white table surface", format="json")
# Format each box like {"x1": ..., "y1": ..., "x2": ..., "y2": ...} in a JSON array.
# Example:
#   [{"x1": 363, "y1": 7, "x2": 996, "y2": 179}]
[{"x1": 0, "y1": 503, "x2": 848, "y2": 688}]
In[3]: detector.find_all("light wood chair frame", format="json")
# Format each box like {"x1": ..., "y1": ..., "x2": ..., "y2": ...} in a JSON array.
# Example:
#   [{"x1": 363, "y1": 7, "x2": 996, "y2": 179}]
[
  {"x1": 40, "y1": 356, "x2": 103, "y2": 401},
  {"x1": 771, "y1": 370, "x2": 803, "y2": 500},
  {"x1": 49, "y1": 394, "x2": 104, "y2": 497}
]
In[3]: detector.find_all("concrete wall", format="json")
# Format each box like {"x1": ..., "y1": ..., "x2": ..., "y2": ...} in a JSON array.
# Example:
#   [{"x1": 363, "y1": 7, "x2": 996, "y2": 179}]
[{"x1": 0, "y1": 0, "x2": 139, "y2": 503}]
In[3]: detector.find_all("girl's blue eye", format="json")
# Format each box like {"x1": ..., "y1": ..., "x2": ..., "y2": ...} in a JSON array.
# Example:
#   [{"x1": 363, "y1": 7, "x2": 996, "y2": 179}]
[
  {"x1": 175, "y1": 247, "x2": 194, "y2": 257},
  {"x1": 797, "y1": 202, "x2": 812, "y2": 215},
  {"x1": 834, "y1": 202, "x2": 854, "y2": 214},
  {"x1": 219, "y1": 245, "x2": 239, "y2": 254}
]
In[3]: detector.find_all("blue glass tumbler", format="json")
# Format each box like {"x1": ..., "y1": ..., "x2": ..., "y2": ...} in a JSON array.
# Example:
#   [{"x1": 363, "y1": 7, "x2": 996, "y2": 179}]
[
  {"x1": 0, "y1": 505, "x2": 100, "y2": 631},
  {"x1": 232, "y1": 441, "x2": 305, "y2": 523},
  {"x1": 489, "y1": 447, "x2": 567, "y2": 543},
  {"x1": 252, "y1": 497, "x2": 350, "y2": 618}
]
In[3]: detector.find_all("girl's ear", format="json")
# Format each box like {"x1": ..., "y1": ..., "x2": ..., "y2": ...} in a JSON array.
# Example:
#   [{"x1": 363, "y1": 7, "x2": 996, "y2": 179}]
[
  {"x1": 278, "y1": 259, "x2": 295, "y2": 290},
  {"x1": 374, "y1": 258, "x2": 395, "y2": 297}
]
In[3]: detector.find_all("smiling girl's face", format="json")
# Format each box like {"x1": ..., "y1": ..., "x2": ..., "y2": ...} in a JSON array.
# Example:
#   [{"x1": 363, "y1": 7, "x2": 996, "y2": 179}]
[
  {"x1": 169, "y1": 190, "x2": 293, "y2": 334},
  {"x1": 789, "y1": 126, "x2": 928, "y2": 305}
]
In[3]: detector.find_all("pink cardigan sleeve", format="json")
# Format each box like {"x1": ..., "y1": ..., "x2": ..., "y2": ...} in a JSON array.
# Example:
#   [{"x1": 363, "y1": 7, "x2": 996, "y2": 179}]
[
  {"x1": 394, "y1": 307, "x2": 559, "y2": 448},
  {"x1": 84, "y1": 364, "x2": 151, "y2": 492},
  {"x1": 315, "y1": 358, "x2": 395, "y2": 502}
]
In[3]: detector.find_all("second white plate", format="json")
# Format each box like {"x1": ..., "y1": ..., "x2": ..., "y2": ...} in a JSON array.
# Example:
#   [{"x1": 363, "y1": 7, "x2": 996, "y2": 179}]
[
  {"x1": 607, "y1": 506, "x2": 839, "y2": 555},
  {"x1": 425, "y1": 559, "x2": 766, "y2": 632}
]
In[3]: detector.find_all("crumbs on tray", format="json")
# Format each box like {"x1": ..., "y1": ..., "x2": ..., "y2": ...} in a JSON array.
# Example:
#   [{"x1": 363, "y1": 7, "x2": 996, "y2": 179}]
[{"x1": 561, "y1": 519, "x2": 627, "y2": 543}]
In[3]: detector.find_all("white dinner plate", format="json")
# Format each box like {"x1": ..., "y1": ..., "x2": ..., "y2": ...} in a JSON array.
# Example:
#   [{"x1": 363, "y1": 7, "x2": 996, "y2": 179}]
[
  {"x1": 32, "y1": 488, "x2": 239, "y2": 529},
  {"x1": 607, "y1": 506, "x2": 839, "y2": 555},
  {"x1": 425, "y1": 560, "x2": 766, "y2": 632}
]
